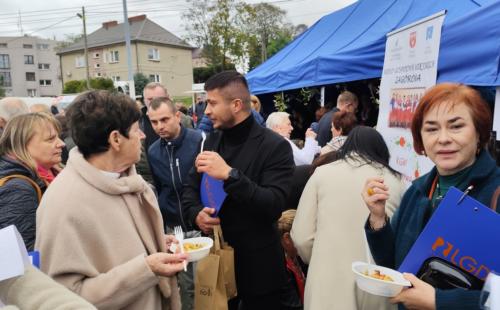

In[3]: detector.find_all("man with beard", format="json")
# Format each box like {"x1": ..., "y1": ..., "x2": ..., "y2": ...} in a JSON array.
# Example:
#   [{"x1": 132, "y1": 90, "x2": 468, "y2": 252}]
[{"x1": 182, "y1": 71, "x2": 294, "y2": 309}]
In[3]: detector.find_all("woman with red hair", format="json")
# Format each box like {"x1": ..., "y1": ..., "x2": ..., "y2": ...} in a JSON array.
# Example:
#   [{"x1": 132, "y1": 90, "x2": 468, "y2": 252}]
[{"x1": 362, "y1": 83, "x2": 499, "y2": 310}]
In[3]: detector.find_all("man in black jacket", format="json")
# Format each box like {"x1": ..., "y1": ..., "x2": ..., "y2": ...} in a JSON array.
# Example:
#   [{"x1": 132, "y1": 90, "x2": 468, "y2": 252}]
[
  {"x1": 182, "y1": 71, "x2": 294, "y2": 309},
  {"x1": 316, "y1": 90, "x2": 359, "y2": 146}
]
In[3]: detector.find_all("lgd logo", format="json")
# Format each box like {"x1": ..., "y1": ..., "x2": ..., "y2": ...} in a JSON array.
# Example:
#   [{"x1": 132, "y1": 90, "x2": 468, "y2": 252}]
[{"x1": 409, "y1": 31, "x2": 417, "y2": 48}]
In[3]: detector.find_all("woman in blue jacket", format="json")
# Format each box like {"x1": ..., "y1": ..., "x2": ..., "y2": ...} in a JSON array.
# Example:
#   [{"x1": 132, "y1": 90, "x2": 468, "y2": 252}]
[{"x1": 362, "y1": 83, "x2": 500, "y2": 310}]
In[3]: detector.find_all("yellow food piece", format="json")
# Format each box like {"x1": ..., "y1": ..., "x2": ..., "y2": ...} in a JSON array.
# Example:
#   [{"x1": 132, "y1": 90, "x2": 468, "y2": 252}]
[
  {"x1": 183, "y1": 242, "x2": 204, "y2": 252},
  {"x1": 364, "y1": 269, "x2": 394, "y2": 282}
]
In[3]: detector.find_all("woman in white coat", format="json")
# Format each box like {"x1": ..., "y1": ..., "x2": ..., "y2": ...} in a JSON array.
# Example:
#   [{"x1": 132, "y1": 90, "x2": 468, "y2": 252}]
[{"x1": 291, "y1": 126, "x2": 406, "y2": 310}]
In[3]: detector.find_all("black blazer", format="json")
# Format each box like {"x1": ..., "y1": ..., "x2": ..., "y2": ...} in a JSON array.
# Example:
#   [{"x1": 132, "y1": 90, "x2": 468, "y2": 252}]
[{"x1": 182, "y1": 119, "x2": 294, "y2": 297}]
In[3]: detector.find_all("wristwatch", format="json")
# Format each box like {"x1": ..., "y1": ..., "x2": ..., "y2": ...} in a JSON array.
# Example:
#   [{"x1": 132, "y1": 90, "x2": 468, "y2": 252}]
[{"x1": 227, "y1": 168, "x2": 240, "y2": 183}]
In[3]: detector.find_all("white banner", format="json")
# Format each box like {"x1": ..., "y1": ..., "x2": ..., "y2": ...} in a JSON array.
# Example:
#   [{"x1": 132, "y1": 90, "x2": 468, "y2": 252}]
[{"x1": 377, "y1": 12, "x2": 446, "y2": 183}]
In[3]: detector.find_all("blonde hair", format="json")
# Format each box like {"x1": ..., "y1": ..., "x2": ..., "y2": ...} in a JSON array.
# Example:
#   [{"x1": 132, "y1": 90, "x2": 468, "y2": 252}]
[
  {"x1": 250, "y1": 95, "x2": 261, "y2": 113},
  {"x1": 278, "y1": 209, "x2": 296, "y2": 235},
  {"x1": 0, "y1": 112, "x2": 61, "y2": 172}
]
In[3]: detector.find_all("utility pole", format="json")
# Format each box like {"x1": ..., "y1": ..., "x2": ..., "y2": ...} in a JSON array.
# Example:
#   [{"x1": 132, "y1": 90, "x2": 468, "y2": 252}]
[
  {"x1": 122, "y1": 0, "x2": 135, "y2": 99},
  {"x1": 77, "y1": 7, "x2": 90, "y2": 90}
]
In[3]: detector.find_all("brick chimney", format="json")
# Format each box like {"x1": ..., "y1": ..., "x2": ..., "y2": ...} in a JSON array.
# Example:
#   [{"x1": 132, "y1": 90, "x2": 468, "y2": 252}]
[
  {"x1": 102, "y1": 21, "x2": 118, "y2": 29},
  {"x1": 128, "y1": 15, "x2": 146, "y2": 23}
]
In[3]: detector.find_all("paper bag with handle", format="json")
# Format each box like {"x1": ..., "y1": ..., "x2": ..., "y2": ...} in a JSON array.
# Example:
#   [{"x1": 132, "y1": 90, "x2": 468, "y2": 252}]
[
  {"x1": 194, "y1": 225, "x2": 237, "y2": 310},
  {"x1": 213, "y1": 225, "x2": 237, "y2": 299}
]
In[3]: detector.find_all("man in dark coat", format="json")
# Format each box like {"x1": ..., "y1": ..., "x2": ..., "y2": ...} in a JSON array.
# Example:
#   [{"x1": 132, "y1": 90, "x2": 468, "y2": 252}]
[
  {"x1": 316, "y1": 91, "x2": 359, "y2": 147},
  {"x1": 182, "y1": 71, "x2": 294, "y2": 309}
]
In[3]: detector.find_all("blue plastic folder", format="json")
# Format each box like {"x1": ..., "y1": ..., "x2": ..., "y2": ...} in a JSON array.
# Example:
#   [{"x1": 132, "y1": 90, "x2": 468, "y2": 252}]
[
  {"x1": 200, "y1": 173, "x2": 227, "y2": 217},
  {"x1": 399, "y1": 187, "x2": 500, "y2": 281}
]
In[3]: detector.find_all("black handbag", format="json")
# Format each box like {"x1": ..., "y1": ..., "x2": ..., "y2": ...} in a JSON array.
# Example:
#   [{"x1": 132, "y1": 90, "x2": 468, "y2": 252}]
[{"x1": 416, "y1": 256, "x2": 484, "y2": 290}]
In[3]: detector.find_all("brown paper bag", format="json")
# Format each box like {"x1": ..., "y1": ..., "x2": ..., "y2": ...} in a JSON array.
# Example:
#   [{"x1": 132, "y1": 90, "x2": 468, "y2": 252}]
[
  {"x1": 194, "y1": 252, "x2": 228, "y2": 310},
  {"x1": 213, "y1": 225, "x2": 237, "y2": 299}
]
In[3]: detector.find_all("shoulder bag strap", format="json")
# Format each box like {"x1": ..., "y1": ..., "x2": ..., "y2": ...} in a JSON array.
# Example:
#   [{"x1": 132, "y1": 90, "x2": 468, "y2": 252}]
[{"x1": 0, "y1": 174, "x2": 43, "y2": 202}]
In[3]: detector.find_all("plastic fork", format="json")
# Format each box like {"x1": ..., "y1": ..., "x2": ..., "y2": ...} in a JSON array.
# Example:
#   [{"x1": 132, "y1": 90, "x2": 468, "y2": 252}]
[
  {"x1": 200, "y1": 131, "x2": 206, "y2": 153},
  {"x1": 174, "y1": 225, "x2": 187, "y2": 272}
]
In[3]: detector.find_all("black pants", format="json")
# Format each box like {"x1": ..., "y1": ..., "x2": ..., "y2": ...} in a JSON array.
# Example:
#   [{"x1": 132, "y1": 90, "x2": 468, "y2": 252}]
[{"x1": 228, "y1": 290, "x2": 282, "y2": 310}]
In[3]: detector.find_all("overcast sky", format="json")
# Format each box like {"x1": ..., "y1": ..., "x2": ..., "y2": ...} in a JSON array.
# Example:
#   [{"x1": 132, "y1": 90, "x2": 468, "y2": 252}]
[{"x1": 0, "y1": 0, "x2": 356, "y2": 42}]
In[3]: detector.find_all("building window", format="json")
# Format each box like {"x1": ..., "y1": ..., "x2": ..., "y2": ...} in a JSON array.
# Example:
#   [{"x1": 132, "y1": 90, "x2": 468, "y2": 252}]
[
  {"x1": 93, "y1": 52, "x2": 100, "y2": 58},
  {"x1": 27, "y1": 89, "x2": 37, "y2": 97},
  {"x1": 75, "y1": 56, "x2": 86, "y2": 68},
  {"x1": 148, "y1": 48, "x2": 160, "y2": 61},
  {"x1": 24, "y1": 55, "x2": 34, "y2": 64},
  {"x1": 112, "y1": 76, "x2": 120, "y2": 82},
  {"x1": 0, "y1": 43, "x2": 7, "y2": 48},
  {"x1": 26, "y1": 72, "x2": 36, "y2": 81},
  {"x1": 36, "y1": 43, "x2": 49, "y2": 50},
  {"x1": 149, "y1": 74, "x2": 160, "y2": 82},
  {"x1": 0, "y1": 54, "x2": 10, "y2": 69},
  {"x1": 38, "y1": 63, "x2": 50, "y2": 70},
  {"x1": 95, "y1": 72, "x2": 102, "y2": 77},
  {"x1": 108, "y1": 51, "x2": 119, "y2": 63},
  {"x1": 108, "y1": 51, "x2": 120, "y2": 63},
  {"x1": 0, "y1": 71, "x2": 12, "y2": 87},
  {"x1": 23, "y1": 44, "x2": 33, "y2": 49},
  {"x1": 39, "y1": 79, "x2": 52, "y2": 86},
  {"x1": 94, "y1": 63, "x2": 100, "y2": 68}
]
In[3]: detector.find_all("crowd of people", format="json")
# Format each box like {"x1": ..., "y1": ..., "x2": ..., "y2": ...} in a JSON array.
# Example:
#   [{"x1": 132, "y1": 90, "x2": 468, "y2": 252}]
[{"x1": 0, "y1": 72, "x2": 499, "y2": 310}]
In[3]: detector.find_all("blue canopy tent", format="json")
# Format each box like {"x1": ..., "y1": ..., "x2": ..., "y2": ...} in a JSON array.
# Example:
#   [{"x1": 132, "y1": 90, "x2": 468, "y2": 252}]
[{"x1": 246, "y1": 0, "x2": 499, "y2": 94}]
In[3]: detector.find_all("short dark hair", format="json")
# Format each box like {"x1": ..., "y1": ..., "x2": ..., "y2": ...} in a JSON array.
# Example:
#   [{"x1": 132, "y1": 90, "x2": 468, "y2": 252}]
[
  {"x1": 411, "y1": 83, "x2": 491, "y2": 154},
  {"x1": 150, "y1": 96, "x2": 176, "y2": 113},
  {"x1": 332, "y1": 111, "x2": 357, "y2": 135},
  {"x1": 67, "y1": 90, "x2": 141, "y2": 158},
  {"x1": 204, "y1": 71, "x2": 251, "y2": 107}
]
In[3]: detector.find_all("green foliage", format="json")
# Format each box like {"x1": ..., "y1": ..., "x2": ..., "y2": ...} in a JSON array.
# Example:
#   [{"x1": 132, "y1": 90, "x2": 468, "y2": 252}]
[
  {"x1": 273, "y1": 92, "x2": 288, "y2": 112},
  {"x1": 134, "y1": 73, "x2": 150, "y2": 97},
  {"x1": 63, "y1": 80, "x2": 85, "y2": 94},
  {"x1": 90, "y1": 77, "x2": 114, "y2": 91},
  {"x1": 63, "y1": 77, "x2": 115, "y2": 94},
  {"x1": 193, "y1": 63, "x2": 236, "y2": 83},
  {"x1": 183, "y1": 0, "x2": 247, "y2": 70},
  {"x1": 172, "y1": 96, "x2": 192, "y2": 106}
]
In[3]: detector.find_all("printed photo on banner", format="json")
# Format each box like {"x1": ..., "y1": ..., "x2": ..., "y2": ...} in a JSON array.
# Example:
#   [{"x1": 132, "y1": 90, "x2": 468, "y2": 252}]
[{"x1": 388, "y1": 87, "x2": 425, "y2": 129}]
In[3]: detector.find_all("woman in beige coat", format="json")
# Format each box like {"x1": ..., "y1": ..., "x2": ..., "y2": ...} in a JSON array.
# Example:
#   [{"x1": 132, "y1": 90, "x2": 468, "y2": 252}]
[
  {"x1": 291, "y1": 126, "x2": 406, "y2": 310},
  {"x1": 35, "y1": 91, "x2": 186, "y2": 310}
]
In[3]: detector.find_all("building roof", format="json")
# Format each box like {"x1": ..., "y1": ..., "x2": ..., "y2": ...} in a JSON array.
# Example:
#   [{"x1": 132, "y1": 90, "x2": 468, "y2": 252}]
[{"x1": 58, "y1": 15, "x2": 193, "y2": 54}]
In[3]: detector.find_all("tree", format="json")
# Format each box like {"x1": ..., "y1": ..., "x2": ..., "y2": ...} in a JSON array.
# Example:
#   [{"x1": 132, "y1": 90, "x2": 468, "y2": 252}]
[
  {"x1": 134, "y1": 73, "x2": 150, "y2": 97},
  {"x1": 183, "y1": 0, "x2": 246, "y2": 70},
  {"x1": 56, "y1": 33, "x2": 84, "y2": 49},
  {"x1": 243, "y1": 3, "x2": 288, "y2": 63}
]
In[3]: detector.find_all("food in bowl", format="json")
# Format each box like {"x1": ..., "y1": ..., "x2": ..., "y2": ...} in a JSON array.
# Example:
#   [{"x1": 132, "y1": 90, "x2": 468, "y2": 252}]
[
  {"x1": 183, "y1": 242, "x2": 205, "y2": 252},
  {"x1": 364, "y1": 269, "x2": 394, "y2": 282},
  {"x1": 181, "y1": 237, "x2": 214, "y2": 262},
  {"x1": 352, "y1": 261, "x2": 411, "y2": 297}
]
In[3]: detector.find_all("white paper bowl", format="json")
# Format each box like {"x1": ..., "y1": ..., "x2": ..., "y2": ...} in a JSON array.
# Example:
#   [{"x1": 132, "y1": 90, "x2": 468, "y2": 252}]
[
  {"x1": 352, "y1": 261, "x2": 411, "y2": 297},
  {"x1": 182, "y1": 237, "x2": 213, "y2": 262}
]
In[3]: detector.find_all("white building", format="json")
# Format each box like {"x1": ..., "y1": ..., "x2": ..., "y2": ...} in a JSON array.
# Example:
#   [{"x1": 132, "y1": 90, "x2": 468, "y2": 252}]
[{"x1": 0, "y1": 36, "x2": 62, "y2": 97}]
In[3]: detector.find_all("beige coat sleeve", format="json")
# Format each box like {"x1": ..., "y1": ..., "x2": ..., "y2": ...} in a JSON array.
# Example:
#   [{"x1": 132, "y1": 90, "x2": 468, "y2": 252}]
[
  {"x1": 53, "y1": 254, "x2": 159, "y2": 310},
  {"x1": 290, "y1": 173, "x2": 318, "y2": 264},
  {"x1": 0, "y1": 265, "x2": 96, "y2": 310}
]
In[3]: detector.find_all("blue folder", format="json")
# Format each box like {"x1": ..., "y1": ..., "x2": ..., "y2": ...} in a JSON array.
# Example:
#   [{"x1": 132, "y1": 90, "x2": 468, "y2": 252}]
[
  {"x1": 200, "y1": 173, "x2": 227, "y2": 217},
  {"x1": 399, "y1": 187, "x2": 500, "y2": 281}
]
